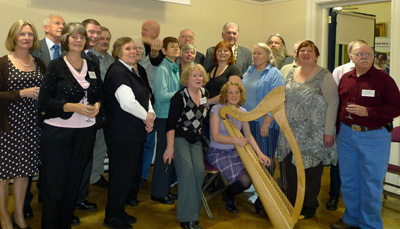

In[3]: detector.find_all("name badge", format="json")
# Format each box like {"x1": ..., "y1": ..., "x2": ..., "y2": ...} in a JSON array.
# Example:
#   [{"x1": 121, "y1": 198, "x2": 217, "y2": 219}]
[
  {"x1": 362, "y1": 89, "x2": 375, "y2": 97},
  {"x1": 88, "y1": 71, "x2": 97, "y2": 79},
  {"x1": 200, "y1": 97, "x2": 207, "y2": 105}
]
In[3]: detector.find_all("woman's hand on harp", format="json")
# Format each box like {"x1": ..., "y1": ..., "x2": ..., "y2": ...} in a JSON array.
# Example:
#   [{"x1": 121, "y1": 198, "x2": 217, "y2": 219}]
[
  {"x1": 234, "y1": 137, "x2": 250, "y2": 147},
  {"x1": 258, "y1": 154, "x2": 271, "y2": 167}
]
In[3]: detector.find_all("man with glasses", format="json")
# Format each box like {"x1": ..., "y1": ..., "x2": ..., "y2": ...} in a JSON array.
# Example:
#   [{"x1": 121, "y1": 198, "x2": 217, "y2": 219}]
[
  {"x1": 204, "y1": 22, "x2": 252, "y2": 75},
  {"x1": 332, "y1": 42, "x2": 400, "y2": 229},
  {"x1": 178, "y1": 28, "x2": 204, "y2": 65}
]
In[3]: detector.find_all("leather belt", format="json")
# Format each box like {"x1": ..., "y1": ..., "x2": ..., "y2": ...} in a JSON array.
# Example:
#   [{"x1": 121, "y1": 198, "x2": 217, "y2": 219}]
[{"x1": 345, "y1": 123, "x2": 382, "y2": 132}]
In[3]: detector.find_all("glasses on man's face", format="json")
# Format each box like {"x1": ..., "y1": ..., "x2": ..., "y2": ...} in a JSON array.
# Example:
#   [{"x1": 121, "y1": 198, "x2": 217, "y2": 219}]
[
  {"x1": 353, "y1": 52, "x2": 372, "y2": 58},
  {"x1": 182, "y1": 34, "x2": 193, "y2": 39}
]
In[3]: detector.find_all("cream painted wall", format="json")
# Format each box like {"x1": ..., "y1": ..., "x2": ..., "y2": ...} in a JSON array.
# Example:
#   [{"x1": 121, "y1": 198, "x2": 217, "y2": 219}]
[
  {"x1": 260, "y1": 0, "x2": 307, "y2": 56},
  {"x1": 354, "y1": 1, "x2": 391, "y2": 36},
  {"x1": 0, "y1": 0, "x2": 268, "y2": 56}
]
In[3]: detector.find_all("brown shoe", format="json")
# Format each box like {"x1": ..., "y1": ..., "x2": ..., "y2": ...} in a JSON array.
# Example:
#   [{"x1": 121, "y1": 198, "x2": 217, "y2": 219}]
[{"x1": 331, "y1": 219, "x2": 359, "y2": 229}]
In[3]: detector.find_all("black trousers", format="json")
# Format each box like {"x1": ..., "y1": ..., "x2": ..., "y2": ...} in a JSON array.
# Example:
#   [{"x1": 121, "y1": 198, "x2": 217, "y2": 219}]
[
  {"x1": 281, "y1": 152, "x2": 324, "y2": 209},
  {"x1": 128, "y1": 145, "x2": 144, "y2": 201},
  {"x1": 151, "y1": 118, "x2": 173, "y2": 198},
  {"x1": 104, "y1": 135, "x2": 143, "y2": 219},
  {"x1": 40, "y1": 124, "x2": 96, "y2": 229}
]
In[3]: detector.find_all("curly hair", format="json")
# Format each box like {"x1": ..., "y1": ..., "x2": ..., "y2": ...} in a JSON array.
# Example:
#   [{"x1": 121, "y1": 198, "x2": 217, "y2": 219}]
[
  {"x1": 219, "y1": 81, "x2": 246, "y2": 106},
  {"x1": 180, "y1": 64, "x2": 209, "y2": 87}
]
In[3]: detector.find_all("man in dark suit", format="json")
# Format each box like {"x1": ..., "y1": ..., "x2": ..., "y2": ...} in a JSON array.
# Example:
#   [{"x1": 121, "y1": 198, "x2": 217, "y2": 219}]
[
  {"x1": 73, "y1": 19, "x2": 102, "y2": 221},
  {"x1": 204, "y1": 22, "x2": 253, "y2": 75},
  {"x1": 25, "y1": 13, "x2": 65, "y2": 220},
  {"x1": 178, "y1": 28, "x2": 205, "y2": 65}
]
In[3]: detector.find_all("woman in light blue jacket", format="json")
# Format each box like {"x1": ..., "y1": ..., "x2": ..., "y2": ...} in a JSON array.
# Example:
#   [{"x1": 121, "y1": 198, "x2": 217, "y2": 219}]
[
  {"x1": 242, "y1": 43, "x2": 284, "y2": 173},
  {"x1": 151, "y1": 37, "x2": 181, "y2": 204},
  {"x1": 242, "y1": 43, "x2": 284, "y2": 205}
]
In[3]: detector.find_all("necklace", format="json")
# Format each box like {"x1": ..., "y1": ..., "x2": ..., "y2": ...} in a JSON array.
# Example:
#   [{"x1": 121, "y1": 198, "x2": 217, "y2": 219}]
[
  {"x1": 66, "y1": 56, "x2": 83, "y2": 72},
  {"x1": 13, "y1": 52, "x2": 32, "y2": 67}
]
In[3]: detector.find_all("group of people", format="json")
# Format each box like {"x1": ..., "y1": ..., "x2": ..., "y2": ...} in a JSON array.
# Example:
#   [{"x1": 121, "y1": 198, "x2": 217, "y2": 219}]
[{"x1": 0, "y1": 13, "x2": 399, "y2": 229}]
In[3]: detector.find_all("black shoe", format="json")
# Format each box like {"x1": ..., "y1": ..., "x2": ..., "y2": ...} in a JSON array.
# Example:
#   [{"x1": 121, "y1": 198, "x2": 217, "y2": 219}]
[
  {"x1": 23, "y1": 205, "x2": 33, "y2": 219},
  {"x1": 326, "y1": 198, "x2": 339, "y2": 211},
  {"x1": 167, "y1": 192, "x2": 178, "y2": 200},
  {"x1": 255, "y1": 198, "x2": 268, "y2": 219},
  {"x1": 151, "y1": 195, "x2": 175, "y2": 204},
  {"x1": 104, "y1": 217, "x2": 132, "y2": 228},
  {"x1": 123, "y1": 212, "x2": 137, "y2": 224},
  {"x1": 71, "y1": 215, "x2": 80, "y2": 227},
  {"x1": 75, "y1": 200, "x2": 97, "y2": 211},
  {"x1": 126, "y1": 199, "x2": 139, "y2": 207},
  {"x1": 331, "y1": 219, "x2": 360, "y2": 229},
  {"x1": 93, "y1": 175, "x2": 109, "y2": 189},
  {"x1": 301, "y1": 206, "x2": 316, "y2": 219},
  {"x1": 140, "y1": 178, "x2": 147, "y2": 189},
  {"x1": 180, "y1": 221, "x2": 201, "y2": 229},
  {"x1": 223, "y1": 192, "x2": 238, "y2": 213},
  {"x1": 11, "y1": 212, "x2": 32, "y2": 229}
]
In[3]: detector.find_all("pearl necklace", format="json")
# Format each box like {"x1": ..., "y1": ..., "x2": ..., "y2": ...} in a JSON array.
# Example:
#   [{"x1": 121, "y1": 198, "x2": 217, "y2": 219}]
[{"x1": 13, "y1": 52, "x2": 32, "y2": 67}]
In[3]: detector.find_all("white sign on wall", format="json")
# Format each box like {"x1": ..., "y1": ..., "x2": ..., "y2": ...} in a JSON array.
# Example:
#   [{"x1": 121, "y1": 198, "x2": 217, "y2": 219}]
[
  {"x1": 155, "y1": 0, "x2": 191, "y2": 5},
  {"x1": 375, "y1": 37, "x2": 390, "y2": 53}
]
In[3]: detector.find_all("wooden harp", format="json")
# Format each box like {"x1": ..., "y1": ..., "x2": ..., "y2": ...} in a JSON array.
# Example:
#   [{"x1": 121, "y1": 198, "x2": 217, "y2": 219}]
[{"x1": 219, "y1": 86, "x2": 305, "y2": 228}]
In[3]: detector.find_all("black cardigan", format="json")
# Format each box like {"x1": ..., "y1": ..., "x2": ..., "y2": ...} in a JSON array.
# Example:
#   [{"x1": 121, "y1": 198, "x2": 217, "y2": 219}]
[
  {"x1": 38, "y1": 57, "x2": 102, "y2": 122},
  {"x1": 0, "y1": 55, "x2": 46, "y2": 133}
]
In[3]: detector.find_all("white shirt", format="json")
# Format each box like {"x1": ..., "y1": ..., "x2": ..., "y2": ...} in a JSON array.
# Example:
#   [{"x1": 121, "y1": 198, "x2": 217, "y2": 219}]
[
  {"x1": 332, "y1": 61, "x2": 355, "y2": 86},
  {"x1": 45, "y1": 37, "x2": 61, "y2": 60},
  {"x1": 115, "y1": 59, "x2": 155, "y2": 121}
]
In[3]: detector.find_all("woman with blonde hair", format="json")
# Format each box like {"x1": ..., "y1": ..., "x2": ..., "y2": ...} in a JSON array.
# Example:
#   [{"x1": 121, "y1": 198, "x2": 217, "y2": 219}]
[
  {"x1": 0, "y1": 19, "x2": 45, "y2": 229},
  {"x1": 208, "y1": 81, "x2": 270, "y2": 214},
  {"x1": 164, "y1": 64, "x2": 209, "y2": 229}
]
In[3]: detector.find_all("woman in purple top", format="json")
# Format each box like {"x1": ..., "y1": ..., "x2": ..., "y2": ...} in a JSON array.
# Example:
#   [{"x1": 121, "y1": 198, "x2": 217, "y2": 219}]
[{"x1": 208, "y1": 81, "x2": 270, "y2": 214}]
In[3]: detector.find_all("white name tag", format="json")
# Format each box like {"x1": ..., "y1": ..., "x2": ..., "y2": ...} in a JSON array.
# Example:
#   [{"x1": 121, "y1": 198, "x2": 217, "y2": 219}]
[
  {"x1": 362, "y1": 89, "x2": 375, "y2": 97},
  {"x1": 200, "y1": 97, "x2": 207, "y2": 105},
  {"x1": 88, "y1": 71, "x2": 97, "y2": 79}
]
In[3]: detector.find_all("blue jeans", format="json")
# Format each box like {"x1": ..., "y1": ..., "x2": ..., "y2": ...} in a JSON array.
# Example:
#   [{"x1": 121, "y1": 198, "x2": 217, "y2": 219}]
[
  {"x1": 337, "y1": 123, "x2": 390, "y2": 229},
  {"x1": 141, "y1": 131, "x2": 155, "y2": 179}
]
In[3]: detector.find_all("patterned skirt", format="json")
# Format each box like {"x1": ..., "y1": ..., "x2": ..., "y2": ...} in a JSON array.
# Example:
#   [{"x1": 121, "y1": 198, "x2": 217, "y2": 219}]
[{"x1": 208, "y1": 147, "x2": 246, "y2": 184}]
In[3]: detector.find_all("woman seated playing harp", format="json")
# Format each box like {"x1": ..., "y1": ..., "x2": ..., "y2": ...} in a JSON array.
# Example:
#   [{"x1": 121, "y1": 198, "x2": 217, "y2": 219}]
[{"x1": 208, "y1": 81, "x2": 270, "y2": 214}]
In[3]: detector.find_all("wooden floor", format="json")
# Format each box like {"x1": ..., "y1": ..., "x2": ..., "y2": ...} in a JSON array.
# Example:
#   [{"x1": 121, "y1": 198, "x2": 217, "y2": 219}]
[{"x1": 7, "y1": 167, "x2": 400, "y2": 228}]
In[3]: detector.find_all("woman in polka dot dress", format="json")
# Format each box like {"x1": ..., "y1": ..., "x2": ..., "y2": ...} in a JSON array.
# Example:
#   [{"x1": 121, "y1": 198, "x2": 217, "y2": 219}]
[{"x1": 0, "y1": 20, "x2": 46, "y2": 229}]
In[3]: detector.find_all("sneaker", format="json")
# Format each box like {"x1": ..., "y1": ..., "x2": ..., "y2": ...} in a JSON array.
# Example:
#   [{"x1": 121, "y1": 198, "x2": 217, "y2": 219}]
[
  {"x1": 248, "y1": 192, "x2": 258, "y2": 204},
  {"x1": 244, "y1": 184, "x2": 256, "y2": 193}
]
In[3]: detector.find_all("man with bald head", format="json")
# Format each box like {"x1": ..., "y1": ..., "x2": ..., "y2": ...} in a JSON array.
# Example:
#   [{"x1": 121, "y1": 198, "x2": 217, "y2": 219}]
[
  {"x1": 140, "y1": 20, "x2": 164, "y2": 90},
  {"x1": 204, "y1": 22, "x2": 252, "y2": 74},
  {"x1": 332, "y1": 43, "x2": 400, "y2": 229},
  {"x1": 178, "y1": 28, "x2": 204, "y2": 65}
]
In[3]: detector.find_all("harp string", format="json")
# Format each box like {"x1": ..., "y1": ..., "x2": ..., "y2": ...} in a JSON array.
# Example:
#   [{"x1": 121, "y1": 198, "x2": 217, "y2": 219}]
[{"x1": 225, "y1": 117, "x2": 293, "y2": 214}]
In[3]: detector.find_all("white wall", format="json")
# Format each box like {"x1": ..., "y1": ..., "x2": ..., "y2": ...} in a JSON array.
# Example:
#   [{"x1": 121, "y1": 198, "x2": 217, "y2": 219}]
[{"x1": 0, "y1": 0, "x2": 268, "y2": 55}]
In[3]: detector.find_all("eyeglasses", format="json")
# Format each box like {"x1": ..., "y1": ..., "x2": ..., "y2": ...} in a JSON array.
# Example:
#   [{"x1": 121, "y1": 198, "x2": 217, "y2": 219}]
[
  {"x1": 353, "y1": 52, "x2": 372, "y2": 57},
  {"x1": 181, "y1": 34, "x2": 194, "y2": 39}
]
